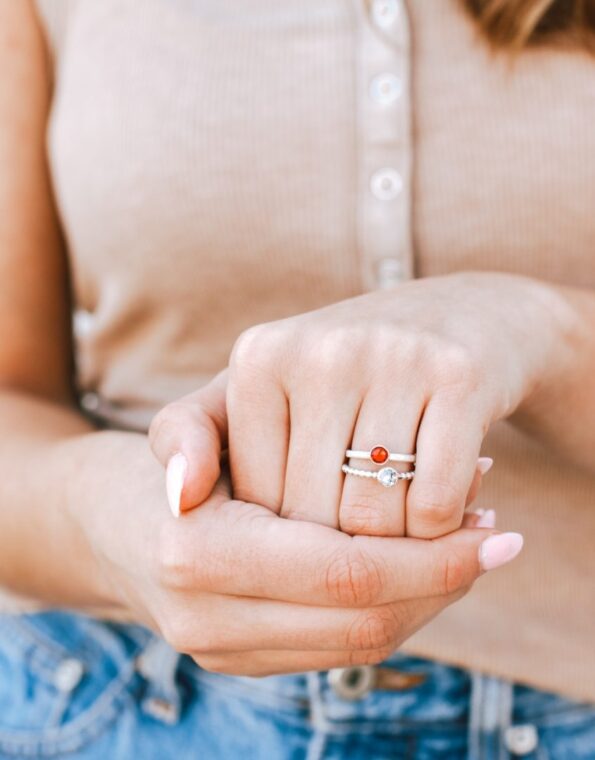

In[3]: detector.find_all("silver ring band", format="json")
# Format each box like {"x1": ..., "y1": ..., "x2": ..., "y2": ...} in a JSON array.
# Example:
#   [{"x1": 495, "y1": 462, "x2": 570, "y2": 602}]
[
  {"x1": 342, "y1": 463, "x2": 415, "y2": 488},
  {"x1": 346, "y1": 448, "x2": 416, "y2": 464}
]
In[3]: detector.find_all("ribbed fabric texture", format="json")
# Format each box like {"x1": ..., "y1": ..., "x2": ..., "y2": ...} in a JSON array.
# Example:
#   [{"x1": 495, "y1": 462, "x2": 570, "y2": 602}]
[{"x1": 13, "y1": 0, "x2": 595, "y2": 701}]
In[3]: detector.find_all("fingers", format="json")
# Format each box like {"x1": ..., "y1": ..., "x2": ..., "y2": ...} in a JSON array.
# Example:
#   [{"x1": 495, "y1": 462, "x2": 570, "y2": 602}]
[
  {"x1": 338, "y1": 389, "x2": 423, "y2": 537},
  {"x1": 190, "y1": 591, "x2": 464, "y2": 677},
  {"x1": 171, "y1": 591, "x2": 459, "y2": 654},
  {"x1": 149, "y1": 371, "x2": 228, "y2": 515},
  {"x1": 189, "y1": 592, "x2": 460, "y2": 676},
  {"x1": 405, "y1": 392, "x2": 486, "y2": 538},
  {"x1": 166, "y1": 497, "x2": 523, "y2": 607},
  {"x1": 462, "y1": 507, "x2": 496, "y2": 529},
  {"x1": 187, "y1": 589, "x2": 467, "y2": 677},
  {"x1": 227, "y1": 329, "x2": 289, "y2": 512},
  {"x1": 194, "y1": 648, "x2": 391, "y2": 677},
  {"x1": 280, "y1": 385, "x2": 361, "y2": 527},
  {"x1": 465, "y1": 457, "x2": 493, "y2": 508}
]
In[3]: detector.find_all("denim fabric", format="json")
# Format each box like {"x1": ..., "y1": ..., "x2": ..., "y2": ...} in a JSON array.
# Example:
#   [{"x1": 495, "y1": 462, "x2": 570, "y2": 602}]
[{"x1": 0, "y1": 611, "x2": 593, "y2": 759}]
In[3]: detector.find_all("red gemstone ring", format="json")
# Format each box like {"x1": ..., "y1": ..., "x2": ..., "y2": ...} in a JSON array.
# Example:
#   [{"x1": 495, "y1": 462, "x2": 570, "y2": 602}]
[{"x1": 345, "y1": 445, "x2": 416, "y2": 465}]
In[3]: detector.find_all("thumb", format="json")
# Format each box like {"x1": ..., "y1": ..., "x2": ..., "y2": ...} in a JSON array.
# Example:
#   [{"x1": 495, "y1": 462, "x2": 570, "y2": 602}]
[{"x1": 149, "y1": 370, "x2": 228, "y2": 516}]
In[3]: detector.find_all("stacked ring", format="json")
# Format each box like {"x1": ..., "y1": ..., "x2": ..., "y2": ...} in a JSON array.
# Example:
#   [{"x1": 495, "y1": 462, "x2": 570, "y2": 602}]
[
  {"x1": 345, "y1": 445, "x2": 415, "y2": 465},
  {"x1": 342, "y1": 444, "x2": 416, "y2": 488},
  {"x1": 341, "y1": 463, "x2": 415, "y2": 489}
]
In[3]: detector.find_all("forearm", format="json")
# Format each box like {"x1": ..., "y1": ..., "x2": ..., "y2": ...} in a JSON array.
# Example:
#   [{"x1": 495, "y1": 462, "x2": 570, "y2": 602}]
[
  {"x1": 0, "y1": 389, "x2": 161, "y2": 613},
  {"x1": 514, "y1": 281, "x2": 595, "y2": 472}
]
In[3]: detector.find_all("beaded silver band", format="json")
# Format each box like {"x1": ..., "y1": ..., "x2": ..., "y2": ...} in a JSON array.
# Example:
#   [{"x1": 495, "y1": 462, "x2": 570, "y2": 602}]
[{"x1": 341, "y1": 464, "x2": 415, "y2": 489}]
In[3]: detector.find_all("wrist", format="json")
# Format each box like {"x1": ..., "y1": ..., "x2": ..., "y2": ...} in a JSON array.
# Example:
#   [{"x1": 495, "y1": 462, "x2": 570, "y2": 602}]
[
  {"x1": 513, "y1": 279, "x2": 587, "y2": 416},
  {"x1": 60, "y1": 430, "x2": 162, "y2": 616}
]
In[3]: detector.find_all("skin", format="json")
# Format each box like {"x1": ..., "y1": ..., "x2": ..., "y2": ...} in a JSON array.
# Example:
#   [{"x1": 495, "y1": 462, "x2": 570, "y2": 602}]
[
  {"x1": 0, "y1": 0, "x2": 511, "y2": 678},
  {"x1": 151, "y1": 275, "x2": 595, "y2": 540}
]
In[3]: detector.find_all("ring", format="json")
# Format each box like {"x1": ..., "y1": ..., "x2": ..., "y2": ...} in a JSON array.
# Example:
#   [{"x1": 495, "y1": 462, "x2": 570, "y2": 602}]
[
  {"x1": 341, "y1": 464, "x2": 415, "y2": 488},
  {"x1": 345, "y1": 445, "x2": 416, "y2": 464}
]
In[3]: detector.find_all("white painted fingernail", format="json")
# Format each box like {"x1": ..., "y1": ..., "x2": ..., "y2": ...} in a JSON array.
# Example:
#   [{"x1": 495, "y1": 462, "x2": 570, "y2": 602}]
[
  {"x1": 479, "y1": 532, "x2": 524, "y2": 571},
  {"x1": 477, "y1": 457, "x2": 494, "y2": 475},
  {"x1": 166, "y1": 453, "x2": 187, "y2": 518},
  {"x1": 476, "y1": 508, "x2": 496, "y2": 529}
]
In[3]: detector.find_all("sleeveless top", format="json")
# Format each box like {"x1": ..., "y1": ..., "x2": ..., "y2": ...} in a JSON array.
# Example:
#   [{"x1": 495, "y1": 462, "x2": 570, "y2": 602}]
[{"x1": 23, "y1": 0, "x2": 595, "y2": 701}]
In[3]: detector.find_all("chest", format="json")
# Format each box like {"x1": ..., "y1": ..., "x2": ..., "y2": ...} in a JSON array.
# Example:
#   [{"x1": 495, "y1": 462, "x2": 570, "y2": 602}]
[{"x1": 48, "y1": 0, "x2": 595, "y2": 307}]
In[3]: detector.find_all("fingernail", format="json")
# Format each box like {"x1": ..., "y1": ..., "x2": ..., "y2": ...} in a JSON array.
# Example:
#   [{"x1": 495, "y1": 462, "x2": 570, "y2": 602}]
[
  {"x1": 166, "y1": 453, "x2": 187, "y2": 518},
  {"x1": 476, "y1": 508, "x2": 496, "y2": 529},
  {"x1": 477, "y1": 457, "x2": 494, "y2": 475},
  {"x1": 479, "y1": 532, "x2": 524, "y2": 571}
]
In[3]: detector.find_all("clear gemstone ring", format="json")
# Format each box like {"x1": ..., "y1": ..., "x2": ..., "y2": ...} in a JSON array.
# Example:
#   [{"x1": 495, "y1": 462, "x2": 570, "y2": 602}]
[
  {"x1": 341, "y1": 464, "x2": 415, "y2": 488},
  {"x1": 345, "y1": 445, "x2": 416, "y2": 465}
]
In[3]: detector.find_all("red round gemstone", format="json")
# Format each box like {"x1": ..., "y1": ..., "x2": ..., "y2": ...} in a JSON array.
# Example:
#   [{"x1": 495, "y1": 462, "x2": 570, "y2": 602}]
[{"x1": 370, "y1": 446, "x2": 389, "y2": 464}]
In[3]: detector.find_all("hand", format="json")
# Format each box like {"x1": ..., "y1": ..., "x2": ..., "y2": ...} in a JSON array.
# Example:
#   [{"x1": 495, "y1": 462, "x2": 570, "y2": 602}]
[
  {"x1": 75, "y1": 441, "x2": 517, "y2": 676},
  {"x1": 150, "y1": 369, "x2": 492, "y2": 523},
  {"x1": 151, "y1": 273, "x2": 554, "y2": 537}
]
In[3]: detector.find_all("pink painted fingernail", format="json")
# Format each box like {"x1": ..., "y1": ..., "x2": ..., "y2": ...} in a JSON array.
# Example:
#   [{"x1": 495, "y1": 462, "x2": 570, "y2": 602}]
[
  {"x1": 476, "y1": 508, "x2": 496, "y2": 529},
  {"x1": 479, "y1": 532, "x2": 524, "y2": 571},
  {"x1": 166, "y1": 453, "x2": 187, "y2": 519},
  {"x1": 477, "y1": 457, "x2": 494, "y2": 475}
]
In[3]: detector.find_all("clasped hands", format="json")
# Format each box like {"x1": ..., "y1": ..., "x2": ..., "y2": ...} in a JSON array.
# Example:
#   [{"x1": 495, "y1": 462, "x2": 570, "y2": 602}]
[{"x1": 146, "y1": 274, "x2": 545, "y2": 676}]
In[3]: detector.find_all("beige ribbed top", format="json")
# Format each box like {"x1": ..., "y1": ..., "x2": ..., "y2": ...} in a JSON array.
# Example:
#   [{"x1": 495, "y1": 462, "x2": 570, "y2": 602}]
[{"x1": 25, "y1": 0, "x2": 595, "y2": 701}]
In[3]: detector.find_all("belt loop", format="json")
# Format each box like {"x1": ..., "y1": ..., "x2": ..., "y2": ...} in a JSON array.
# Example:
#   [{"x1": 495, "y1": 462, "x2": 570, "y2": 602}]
[
  {"x1": 468, "y1": 671, "x2": 514, "y2": 760},
  {"x1": 305, "y1": 672, "x2": 328, "y2": 760},
  {"x1": 136, "y1": 637, "x2": 182, "y2": 725}
]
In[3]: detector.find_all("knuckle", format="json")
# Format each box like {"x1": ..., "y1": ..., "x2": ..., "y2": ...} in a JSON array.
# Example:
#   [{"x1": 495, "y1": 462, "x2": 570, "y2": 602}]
[
  {"x1": 347, "y1": 610, "x2": 397, "y2": 651},
  {"x1": 229, "y1": 323, "x2": 278, "y2": 373},
  {"x1": 443, "y1": 551, "x2": 467, "y2": 595},
  {"x1": 155, "y1": 522, "x2": 197, "y2": 591},
  {"x1": 432, "y1": 547, "x2": 469, "y2": 596},
  {"x1": 408, "y1": 480, "x2": 462, "y2": 528},
  {"x1": 339, "y1": 494, "x2": 396, "y2": 536},
  {"x1": 434, "y1": 343, "x2": 483, "y2": 392},
  {"x1": 324, "y1": 545, "x2": 384, "y2": 607}
]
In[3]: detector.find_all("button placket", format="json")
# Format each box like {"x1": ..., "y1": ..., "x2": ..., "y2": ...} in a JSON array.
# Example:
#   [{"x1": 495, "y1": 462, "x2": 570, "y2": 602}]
[
  {"x1": 353, "y1": 0, "x2": 413, "y2": 291},
  {"x1": 371, "y1": 0, "x2": 401, "y2": 30},
  {"x1": 369, "y1": 72, "x2": 402, "y2": 106}
]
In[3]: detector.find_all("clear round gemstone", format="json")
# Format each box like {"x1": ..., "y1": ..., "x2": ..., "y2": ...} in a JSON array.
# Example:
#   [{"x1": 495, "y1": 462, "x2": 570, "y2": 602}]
[{"x1": 377, "y1": 467, "x2": 398, "y2": 488}]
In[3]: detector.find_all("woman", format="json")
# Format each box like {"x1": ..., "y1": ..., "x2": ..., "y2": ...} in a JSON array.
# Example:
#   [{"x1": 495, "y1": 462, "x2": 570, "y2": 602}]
[{"x1": 0, "y1": 0, "x2": 594, "y2": 757}]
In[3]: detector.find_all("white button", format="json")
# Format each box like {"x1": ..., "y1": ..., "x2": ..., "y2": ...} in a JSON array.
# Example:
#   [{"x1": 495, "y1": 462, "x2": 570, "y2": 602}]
[
  {"x1": 504, "y1": 724, "x2": 539, "y2": 755},
  {"x1": 73, "y1": 309, "x2": 95, "y2": 338},
  {"x1": 328, "y1": 666, "x2": 377, "y2": 701},
  {"x1": 53, "y1": 658, "x2": 84, "y2": 692},
  {"x1": 370, "y1": 168, "x2": 402, "y2": 200},
  {"x1": 377, "y1": 258, "x2": 405, "y2": 288},
  {"x1": 80, "y1": 391, "x2": 100, "y2": 412},
  {"x1": 371, "y1": 0, "x2": 400, "y2": 29},
  {"x1": 370, "y1": 73, "x2": 402, "y2": 105}
]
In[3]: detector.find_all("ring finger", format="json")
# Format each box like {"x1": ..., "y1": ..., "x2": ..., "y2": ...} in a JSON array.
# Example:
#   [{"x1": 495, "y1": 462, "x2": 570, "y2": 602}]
[{"x1": 338, "y1": 389, "x2": 423, "y2": 536}]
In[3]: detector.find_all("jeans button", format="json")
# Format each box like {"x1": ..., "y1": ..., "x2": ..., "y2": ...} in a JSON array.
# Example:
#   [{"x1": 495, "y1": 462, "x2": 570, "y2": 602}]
[
  {"x1": 328, "y1": 666, "x2": 377, "y2": 701},
  {"x1": 504, "y1": 724, "x2": 539, "y2": 755},
  {"x1": 53, "y1": 658, "x2": 85, "y2": 692}
]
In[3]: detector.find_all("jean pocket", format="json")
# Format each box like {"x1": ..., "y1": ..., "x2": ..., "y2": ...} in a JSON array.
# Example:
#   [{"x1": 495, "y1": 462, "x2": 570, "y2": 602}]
[
  {"x1": 0, "y1": 611, "x2": 148, "y2": 757},
  {"x1": 513, "y1": 685, "x2": 595, "y2": 760}
]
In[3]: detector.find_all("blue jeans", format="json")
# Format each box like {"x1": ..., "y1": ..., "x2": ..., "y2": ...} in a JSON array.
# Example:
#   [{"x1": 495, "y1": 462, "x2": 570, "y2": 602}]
[{"x1": 0, "y1": 611, "x2": 594, "y2": 759}]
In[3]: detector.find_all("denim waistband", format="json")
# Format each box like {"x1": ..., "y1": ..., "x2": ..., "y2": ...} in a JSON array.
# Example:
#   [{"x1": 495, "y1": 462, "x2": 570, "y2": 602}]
[{"x1": 2, "y1": 611, "x2": 594, "y2": 759}]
